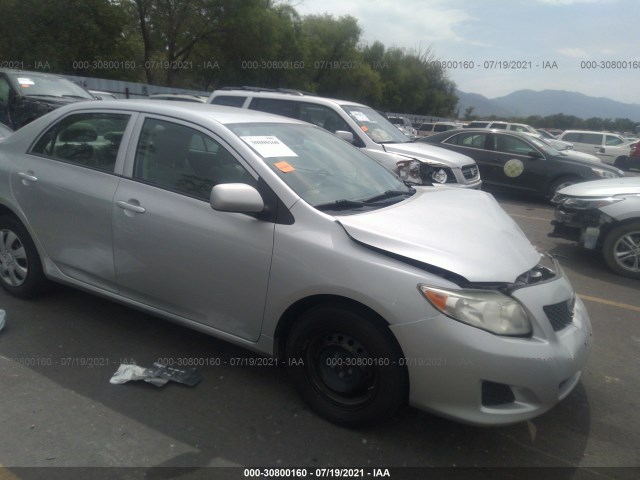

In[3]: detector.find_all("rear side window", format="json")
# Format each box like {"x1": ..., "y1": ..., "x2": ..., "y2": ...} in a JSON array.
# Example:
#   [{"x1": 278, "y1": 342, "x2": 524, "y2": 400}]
[
  {"x1": 467, "y1": 121, "x2": 490, "y2": 128},
  {"x1": 578, "y1": 133, "x2": 602, "y2": 145},
  {"x1": 31, "y1": 112, "x2": 130, "y2": 172},
  {"x1": 561, "y1": 132, "x2": 580, "y2": 142},
  {"x1": 418, "y1": 123, "x2": 434, "y2": 132},
  {"x1": 491, "y1": 123, "x2": 508, "y2": 130},
  {"x1": 249, "y1": 98, "x2": 297, "y2": 118},
  {"x1": 211, "y1": 95, "x2": 247, "y2": 107}
]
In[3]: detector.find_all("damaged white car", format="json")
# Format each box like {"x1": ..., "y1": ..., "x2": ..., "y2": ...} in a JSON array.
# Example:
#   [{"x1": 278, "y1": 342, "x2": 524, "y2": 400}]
[{"x1": 551, "y1": 177, "x2": 640, "y2": 279}]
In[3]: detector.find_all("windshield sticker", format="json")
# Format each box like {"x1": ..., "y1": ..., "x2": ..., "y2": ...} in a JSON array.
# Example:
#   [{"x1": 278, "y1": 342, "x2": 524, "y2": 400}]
[
  {"x1": 504, "y1": 159, "x2": 524, "y2": 177},
  {"x1": 17, "y1": 78, "x2": 35, "y2": 86},
  {"x1": 350, "y1": 111, "x2": 370, "y2": 122},
  {"x1": 274, "y1": 161, "x2": 295, "y2": 173},
  {"x1": 240, "y1": 136, "x2": 297, "y2": 158},
  {"x1": 360, "y1": 125, "x2": 369, "y2": 132}
]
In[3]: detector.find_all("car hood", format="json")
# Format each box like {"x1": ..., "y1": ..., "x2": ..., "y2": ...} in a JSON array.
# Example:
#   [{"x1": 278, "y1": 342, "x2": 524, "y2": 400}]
[
  {"x1": 558, "y1": 150, "x2": 601, "y2": 163},
  {"x1": 558, "y1": 177, "x2": 640, "y2": 197},
  {"x1": 384, "y1": 142, "x2": 475, "y2": 168},
  {"x1": 336, "y1": 188, "x2": 540, "y2": 283}
]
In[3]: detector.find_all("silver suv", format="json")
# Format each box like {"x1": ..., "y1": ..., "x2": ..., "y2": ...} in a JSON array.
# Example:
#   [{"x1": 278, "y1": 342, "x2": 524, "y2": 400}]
[
  {"x1": 209, "y1": 88, "x2": 481, "y2": 189},
  {"x1": 557, "y1": 130, "x2": 634, "y2": 168}
]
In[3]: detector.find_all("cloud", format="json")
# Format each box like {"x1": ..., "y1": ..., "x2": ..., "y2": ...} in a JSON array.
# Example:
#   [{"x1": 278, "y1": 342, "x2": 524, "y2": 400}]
[{"x1": 557, "y1": 47, "x2": 589, "y2": 58}]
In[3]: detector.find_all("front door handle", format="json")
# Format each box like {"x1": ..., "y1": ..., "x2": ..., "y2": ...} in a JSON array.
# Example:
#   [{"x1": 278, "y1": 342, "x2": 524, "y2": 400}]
[
  {"x1": 17, "y1": 171, "x2": 38, "y2": 182},
  {"x1": 116, "y1": 200, "x2": 146, "y2": 214}
]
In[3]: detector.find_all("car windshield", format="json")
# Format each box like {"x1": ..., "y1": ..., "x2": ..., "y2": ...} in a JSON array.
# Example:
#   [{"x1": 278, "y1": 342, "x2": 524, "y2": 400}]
[
  {"x1": 227, "y1": 123, "x2": 412, "y2": 210},
  {"x1": 340, "y1": 105, "x2": 411, "y2": 144},
  {"x1": 8, "y1": 73, "x2": 94, "y2": 99}
]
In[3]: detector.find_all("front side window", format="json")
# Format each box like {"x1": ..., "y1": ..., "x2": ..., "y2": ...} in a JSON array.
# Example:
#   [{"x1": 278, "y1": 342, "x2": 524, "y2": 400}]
[
  {"x1": 299, "y1": 102, "x2": 352, "y2": 135},
  {"x1": 133, "y1": 118, "x2": 255, "y2": 201},
  {"x1": 605, "y1": 135, "x2": 624, "y2": 146},
  {"x1": 446, "y1": 132, "x2": 487, "y2": 149},
  {"x1": 494, "y1": 135, "x2": 537, "y2": 156},
  {"x1": 31, "y1": 112, "x2": 131, "y2": 172}
]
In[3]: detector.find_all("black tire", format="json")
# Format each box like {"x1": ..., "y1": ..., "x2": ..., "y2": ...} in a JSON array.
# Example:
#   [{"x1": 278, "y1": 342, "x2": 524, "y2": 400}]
[
  {"x1": 549, "y1": 176, "x2": 580, "y2": 197},
  {"x1": 286, "y1": 303, "x2": 408, "y2": 427},
  {"x1": 602, "y1": 222, "x2": 640, "y2": 279},
  {"x1": 0, "y1": 216, "x2": 47, "y2": 298},
  {"x1": 614, "y1": 156, "x2": 629, "y2": 170}
]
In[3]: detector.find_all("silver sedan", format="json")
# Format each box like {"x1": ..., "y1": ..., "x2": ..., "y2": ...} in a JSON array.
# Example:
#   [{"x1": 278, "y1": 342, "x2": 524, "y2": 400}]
[{"x1": 0, "y1": 100, "x2": 591, "y2": 426}]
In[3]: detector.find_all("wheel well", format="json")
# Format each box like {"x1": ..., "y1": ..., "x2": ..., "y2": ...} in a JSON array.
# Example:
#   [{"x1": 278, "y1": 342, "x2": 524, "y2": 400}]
[
  {"x1": 548, "y1": 175, "x2": 582, "y2": 197},
  {"x1": 0, "y1": 204, "x2": 20, "y2": 220},
  {"x1": 597, "y1": 217, "x2": 640, "y2": 248},
  {"x1": 273, "y1": 295, "x2": 395, "y2": 361}
]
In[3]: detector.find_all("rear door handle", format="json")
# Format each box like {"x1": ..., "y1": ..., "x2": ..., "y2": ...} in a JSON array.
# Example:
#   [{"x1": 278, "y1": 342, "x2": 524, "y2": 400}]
[
  {"x1": 17, "y1": 171, "x2": 38, "y2": 182},
  {"x1": 116, "y1": 200, "x2": 146, "y2": 214}
]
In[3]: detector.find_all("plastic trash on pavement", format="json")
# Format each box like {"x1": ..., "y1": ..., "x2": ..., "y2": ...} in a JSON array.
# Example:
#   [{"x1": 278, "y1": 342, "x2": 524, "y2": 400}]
[{"x1": 109, "y1": 362, "x2": 202, "y2": 387}]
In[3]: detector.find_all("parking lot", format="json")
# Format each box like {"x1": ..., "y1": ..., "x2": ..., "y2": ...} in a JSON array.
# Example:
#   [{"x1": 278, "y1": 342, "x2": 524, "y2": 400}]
[{"x1": 0, "y1": 186, "x2": 639, "y2": 480}]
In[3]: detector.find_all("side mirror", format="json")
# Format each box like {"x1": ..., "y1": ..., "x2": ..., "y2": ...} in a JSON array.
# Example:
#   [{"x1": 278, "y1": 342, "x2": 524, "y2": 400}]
[
  {"x1": 335, "y1": 130, "x2": 354, "y2": 144},
  {"x1": 210, "y1": 183, "x2": 264, "y2": 213}
]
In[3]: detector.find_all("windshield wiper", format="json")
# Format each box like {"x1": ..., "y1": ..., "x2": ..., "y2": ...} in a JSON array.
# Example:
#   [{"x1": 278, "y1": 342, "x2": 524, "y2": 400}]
[
  {"x1": 362, "y1": 189, "x2": 415, "y2": 203},
  {"x1": 313, "y1": 199, "x2": 367, "y2": 211},
  {"x1": 62, "y1": 95, "x2": 91, "y2": 99}
]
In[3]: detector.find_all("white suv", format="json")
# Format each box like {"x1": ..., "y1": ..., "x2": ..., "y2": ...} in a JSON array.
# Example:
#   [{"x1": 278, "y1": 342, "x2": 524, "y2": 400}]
[
  {"x1": 557, "y1": 130, "x2": 634, "y2": 168},
  {"x1": 208, "y1": 88, "x2": 481, "y2": 189}
]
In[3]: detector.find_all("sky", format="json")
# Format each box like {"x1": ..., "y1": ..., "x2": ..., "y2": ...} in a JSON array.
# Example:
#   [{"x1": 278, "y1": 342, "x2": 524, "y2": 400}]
[{"x1": 295, "y1": 0, "x2": 640, "y2": 105}]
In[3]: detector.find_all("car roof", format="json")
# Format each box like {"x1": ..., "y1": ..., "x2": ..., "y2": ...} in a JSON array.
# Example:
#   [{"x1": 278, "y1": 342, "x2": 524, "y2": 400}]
[
  {"x1": 210, "y1": 88, "x2": 367, "y2": 108},
  {"x1": 53, "y1": 99, "x2": 308, "y2": 126}
]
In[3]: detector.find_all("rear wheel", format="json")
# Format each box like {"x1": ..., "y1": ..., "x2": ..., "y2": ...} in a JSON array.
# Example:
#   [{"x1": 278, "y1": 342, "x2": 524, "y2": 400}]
[
  {"x1": 0, "y1": 216, "x2": 47, "y2": 298},
  {"x1": 602, "y1": 222, "x2": 640, "y2": 279},
  {"x1": 286, "y1": 303, "x2": 408, "y2": 427}
]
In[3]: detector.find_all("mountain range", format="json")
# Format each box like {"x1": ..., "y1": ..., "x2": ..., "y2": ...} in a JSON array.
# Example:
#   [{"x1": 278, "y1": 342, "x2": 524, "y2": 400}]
[{"x1": 455, "y1": 89, "x2": 640, "y2": 122}]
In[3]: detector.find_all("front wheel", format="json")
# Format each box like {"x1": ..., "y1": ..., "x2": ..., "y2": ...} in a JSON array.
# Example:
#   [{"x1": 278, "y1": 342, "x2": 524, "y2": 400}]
[
  {"x1": 602, "y1": 222, "x2": 640, "y2": 279},
  {"x1": 0, "y1": 216, "x2": 47, "y2": 298},
  {"x1": 286, "y1": 304, "x2": 408, "y2": 427}
]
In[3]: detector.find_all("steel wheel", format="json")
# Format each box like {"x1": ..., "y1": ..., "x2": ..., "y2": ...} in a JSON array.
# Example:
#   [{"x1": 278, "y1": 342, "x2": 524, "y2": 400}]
[
  {"x1": 0, "y1": 229, "x2": 29, "y2": 287},
  {"x1": 0, "y1": 216, "x2": 47, "y2": 298},
  {"x1": 603, "y1": 222, "x2": 640, "y2": 279},
  {"x1": 286, "y1": 303, "x2": 408, "y2": 427}
]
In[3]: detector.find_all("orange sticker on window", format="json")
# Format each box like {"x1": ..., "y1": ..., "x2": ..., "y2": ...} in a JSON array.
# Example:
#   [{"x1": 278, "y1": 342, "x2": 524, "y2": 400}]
[
  {"x1": 274, "y1": 161, "x2": 295, "y2": 173},
  {"x1": 360, "y1": 125, "x2": 369, "y2": 132}
]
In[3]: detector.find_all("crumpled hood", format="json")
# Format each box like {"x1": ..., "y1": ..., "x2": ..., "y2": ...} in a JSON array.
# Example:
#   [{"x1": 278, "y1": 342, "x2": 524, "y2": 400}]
[
  {"x1": 336, "y1": 188, "x2": 540, "y2": 283},
  {"x1": 385, "y1": 142, "x2": 475, "y2": 168}
]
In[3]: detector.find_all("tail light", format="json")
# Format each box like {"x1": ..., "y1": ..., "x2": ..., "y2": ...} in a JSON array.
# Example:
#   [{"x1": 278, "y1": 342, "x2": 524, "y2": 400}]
[{"x1": 630, "y1": 142, "x2": 640, "y2": 158}]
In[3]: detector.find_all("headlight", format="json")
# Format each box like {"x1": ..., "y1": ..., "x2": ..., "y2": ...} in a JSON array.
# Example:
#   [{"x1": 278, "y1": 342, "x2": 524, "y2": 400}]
[
  {"x1": 431, "y1": 168, "x2": 448, "y2": 184},
  {"x1": 419, "y1": 285, "x2": 532, "y2": 336},
  {"x1": 591, "y1": 167, "x2": 621, "y2": 179},
  {"x1": 560, "y1": 196, "x2": 625, "y2": 210}
]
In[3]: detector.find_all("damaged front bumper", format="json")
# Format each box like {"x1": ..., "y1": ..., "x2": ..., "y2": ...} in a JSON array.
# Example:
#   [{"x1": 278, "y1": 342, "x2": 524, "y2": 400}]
[{"x1": 550, "y1": 207, "x2": 612, "y2": 250}]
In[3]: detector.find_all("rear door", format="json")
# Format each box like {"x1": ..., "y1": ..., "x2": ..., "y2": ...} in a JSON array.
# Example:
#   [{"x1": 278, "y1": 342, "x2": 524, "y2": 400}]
[
  {"x1": 11, "y1": 110, "x2": 134, "y2": 291},
  {"x1": 112, "y1": 115, "x2": 275, "y2": 341}
]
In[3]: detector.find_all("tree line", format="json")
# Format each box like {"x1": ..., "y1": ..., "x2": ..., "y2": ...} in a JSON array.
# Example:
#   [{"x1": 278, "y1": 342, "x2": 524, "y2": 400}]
[
  {"x1": 0, "y1": 0, "x2": 636, "y2": 129},
  {"x1": 0, "y1": 0, "x2": 457, "y2": 116}
]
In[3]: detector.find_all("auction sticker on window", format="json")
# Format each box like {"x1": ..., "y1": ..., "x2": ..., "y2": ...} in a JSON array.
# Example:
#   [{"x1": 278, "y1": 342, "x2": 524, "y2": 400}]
[
  {"x1": 17, "y1": 78, "x2": 35, "y2": 86},
  {"x1": 504, "y1": 159, "x2": 524, "y2": 177},
  {"x1": 241, "y1": 136, "x2": 297, "y2": 158},
  {"x1": 350, "y1": 111, "x2": 370, "y2": 122}
]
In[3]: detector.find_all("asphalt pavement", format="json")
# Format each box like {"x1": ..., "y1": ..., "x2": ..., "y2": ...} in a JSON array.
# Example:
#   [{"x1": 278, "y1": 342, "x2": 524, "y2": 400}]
[{"x1": 0, "y1": 186, "x2": 639, "y2": 480}]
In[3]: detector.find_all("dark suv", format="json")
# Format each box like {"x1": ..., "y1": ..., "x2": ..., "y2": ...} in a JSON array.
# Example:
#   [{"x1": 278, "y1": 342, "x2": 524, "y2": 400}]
[{"x1": 0, "y1": 69, "x2": 94, "y2": 129}]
